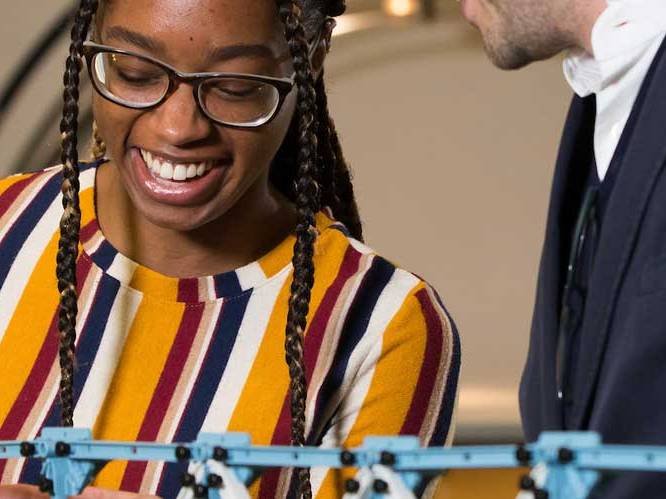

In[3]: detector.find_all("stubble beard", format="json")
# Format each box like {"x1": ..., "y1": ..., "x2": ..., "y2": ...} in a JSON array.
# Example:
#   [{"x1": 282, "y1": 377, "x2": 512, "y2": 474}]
[{"x1": 480, "y1": 0, "x2": 574, "y2": 70}]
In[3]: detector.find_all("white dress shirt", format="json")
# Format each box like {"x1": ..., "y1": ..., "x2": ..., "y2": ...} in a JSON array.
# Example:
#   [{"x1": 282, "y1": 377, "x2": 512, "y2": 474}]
[{"x1": 563, "y1": 0, "x2": 666, "y2": 180}]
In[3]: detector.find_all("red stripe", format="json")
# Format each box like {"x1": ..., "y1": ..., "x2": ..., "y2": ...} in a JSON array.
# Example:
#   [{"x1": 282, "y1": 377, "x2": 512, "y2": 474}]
[
  {"x1": 80, "y1": 219, "x2": 100, "y2": 245},
  {"x1": 0, "y1": 254, "x2": 93, "y2": 477},
  {"x1": 0, "y1": 174, "x2": 42, "y2": 219},
  {"x1": 177, "y1": 278, "x2": 199, "y2": 302},
  {"x1": 258, "y1": 246, "x2": 362, "y2": 499},
  {"x1": 399, "y1": 288, "x2": 444, "y2": 435},
  {"x1": 120, "y1": 304, "x2": 205, "y2": 491}
]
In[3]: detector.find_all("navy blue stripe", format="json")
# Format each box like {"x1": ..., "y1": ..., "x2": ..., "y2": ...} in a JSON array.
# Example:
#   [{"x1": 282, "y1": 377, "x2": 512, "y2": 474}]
[
  {"x1": 0, "y1": 171, "x2": 60, "y2": 290},
  {"x1": 309, "y1": 256, "x2": 395, "y2": 445},
  {"x1": 21, "y1": 274, "x2": 121, "y2": 484},
  {"x1": 429, "y1": 290, "x2": 461, "y2": 447},
  {"x1": 213, "y1": 272, "x2": 243, "y2": 297},
  {"x1": 157, "y1": 293, "x2": 251, "y2": 497},
  {"x1": 92, "y1": 240, "x2": 117, "y2": 271}
]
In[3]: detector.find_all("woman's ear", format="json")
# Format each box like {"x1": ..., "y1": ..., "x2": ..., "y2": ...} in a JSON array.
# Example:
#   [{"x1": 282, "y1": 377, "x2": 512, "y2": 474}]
[{"x1": 311, "y1": 19, "x2": 336, "y2": 79}]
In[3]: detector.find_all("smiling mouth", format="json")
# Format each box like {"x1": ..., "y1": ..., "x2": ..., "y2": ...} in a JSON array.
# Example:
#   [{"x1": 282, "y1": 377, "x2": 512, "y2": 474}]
[{"x1": 139, "y1": 148, "x2": 215, "y2": 181}]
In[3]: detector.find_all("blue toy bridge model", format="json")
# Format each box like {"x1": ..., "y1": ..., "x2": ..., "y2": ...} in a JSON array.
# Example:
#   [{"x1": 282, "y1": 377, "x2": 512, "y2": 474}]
[{"x1": 2, "y1": 428, "x2": 666, "y2": 498}]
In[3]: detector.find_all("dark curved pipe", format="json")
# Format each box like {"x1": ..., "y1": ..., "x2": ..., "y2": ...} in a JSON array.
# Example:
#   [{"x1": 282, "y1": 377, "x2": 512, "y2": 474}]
[{"x1": 0, "y1": 5, "x2": 76, "y2": 119}]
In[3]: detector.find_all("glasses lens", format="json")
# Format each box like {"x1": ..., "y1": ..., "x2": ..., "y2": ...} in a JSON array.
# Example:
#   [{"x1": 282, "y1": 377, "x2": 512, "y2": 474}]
[
  {"x1": 91, "y1": 51, "x2": 168, "y2": 106},
  {"x1": 200, "y1": 78, "x2": 280, "y2": 126}
]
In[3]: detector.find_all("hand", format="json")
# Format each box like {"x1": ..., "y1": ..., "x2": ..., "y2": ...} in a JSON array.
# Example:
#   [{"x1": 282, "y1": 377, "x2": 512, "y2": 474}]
[{"x1": 0, "y1": 485, "x2": 159, "y2": 498}]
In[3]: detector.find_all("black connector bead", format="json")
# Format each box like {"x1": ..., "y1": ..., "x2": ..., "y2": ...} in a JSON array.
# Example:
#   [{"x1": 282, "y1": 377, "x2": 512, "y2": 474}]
[
  {"x1": 207, "y1": 473, "x2": 223, "y2": 488},
  {"x1": 39, "y1": 477, "x2": 54, "y2": 494},
  {"x1": 373, "y1": 479, "x2": 389, "y2": 493},
  {"x1": 379, "y1": 451, "x2": 396, "y2": 466},
  {"x1": 19, "y1": 442, "x2": 36, "y2": 457},
  {"x1": 534, "y1": 488, "x2": 549, "y2": 499},
  {"x1": 194, "y1": 484, "x2": 208, "y2": 498},
  {"x1": 340, "y1": 450, "x2": 356, "y2": 466},
  {"x1": 344, "y1": 479, "x2": 360, "y2": 493},
  {"x1": 515, "y1": 445, "x2": 532, "y2": 465},
  {"x1": 181, "y1": 472, "x2": 196, "y2": 487},
  {"x1": 213, "y1": 446, "x2": 228, "y2": 462},
  {"x1": 55, "y1": 441, "x2": 71, "y2": 456},
  {"x1": 175, "y1": 445, "x2": 191, "y2": 460},
  {"x1": 519, "y1": 474, "x2": 535, "y2": 490},
  {"x1": 557, "y1": 447, "x2": 574, "y2": 464}
]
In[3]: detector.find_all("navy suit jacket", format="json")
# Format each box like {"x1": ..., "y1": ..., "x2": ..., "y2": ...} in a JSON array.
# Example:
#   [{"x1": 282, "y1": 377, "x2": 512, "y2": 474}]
[{"x1": 520, "y1": 37, "x2": 666, "y2": 497}]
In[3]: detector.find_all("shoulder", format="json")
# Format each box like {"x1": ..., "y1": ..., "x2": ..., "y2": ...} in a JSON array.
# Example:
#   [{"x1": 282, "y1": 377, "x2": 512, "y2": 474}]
[
  {"x1": 315, "y1": 211, "x2": 458, "y2": 347},
  {"x1": 0, "y1": 163, "x2": 98, "y2": 229}
]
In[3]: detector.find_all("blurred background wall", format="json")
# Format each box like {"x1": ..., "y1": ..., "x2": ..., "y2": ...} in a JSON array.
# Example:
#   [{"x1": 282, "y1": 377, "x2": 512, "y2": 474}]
[{"x1": 0, "y1": 0, "x2": 573, "y2": 496}]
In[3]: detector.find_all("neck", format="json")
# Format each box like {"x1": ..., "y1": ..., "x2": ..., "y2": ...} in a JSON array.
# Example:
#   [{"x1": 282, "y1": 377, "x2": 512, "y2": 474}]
[
  {"x1": 571, "y1": 0, "x2": 608, "y2": 55},
  {"x1": 96, "y1": 162, "x2": 298, "y2": 278}
]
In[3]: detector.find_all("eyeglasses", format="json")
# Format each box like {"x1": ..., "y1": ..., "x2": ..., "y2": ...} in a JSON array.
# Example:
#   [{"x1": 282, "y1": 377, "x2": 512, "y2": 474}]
[
  {"x1": 556, "y1": 186, "x2": 599, "y2": 403},
  {"x1": 82, "y1": 41, "x2": 297, "y2": 129}
]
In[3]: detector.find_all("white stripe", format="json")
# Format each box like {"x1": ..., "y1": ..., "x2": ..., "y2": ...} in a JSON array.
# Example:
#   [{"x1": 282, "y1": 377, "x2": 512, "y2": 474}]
[
  {"x1": 0, "y1": 169, "x2": 90, "y2": 341},
  {"x1": 0, "y1": 169, "x2": 59, "y2": 246},
  {"x1": 200, "y1": 269, "x2": 289, "y2": 432},
  {"x1": 310, "y1": 269, "x2": 420, "y2": 497},
  {"x1": 106, "y1": 253, "x2": 138, "y2": 283},
  {"x1": 73, "y1": 287, "x2": 142, "y2": 427},
  {"x1": 235, "y1": 261, "x2": 267, "y2": 291}
]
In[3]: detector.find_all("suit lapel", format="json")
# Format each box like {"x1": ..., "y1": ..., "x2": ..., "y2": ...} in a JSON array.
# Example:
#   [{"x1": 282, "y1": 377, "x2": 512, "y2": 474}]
[{"x1": 571, "y1": 38, "x2": 666, "y2": 429}]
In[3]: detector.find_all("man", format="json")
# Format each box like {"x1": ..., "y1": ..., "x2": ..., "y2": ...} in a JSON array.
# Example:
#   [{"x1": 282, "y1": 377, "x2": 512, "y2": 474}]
[{"x1": 461, "y1": 0, "x2": 666, "y2": 496}]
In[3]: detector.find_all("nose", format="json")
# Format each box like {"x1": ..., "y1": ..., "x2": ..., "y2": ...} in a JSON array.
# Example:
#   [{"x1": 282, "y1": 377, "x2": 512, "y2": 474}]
[{"x1": 149, "y1": 82, "x2": 212, "y2": 146}]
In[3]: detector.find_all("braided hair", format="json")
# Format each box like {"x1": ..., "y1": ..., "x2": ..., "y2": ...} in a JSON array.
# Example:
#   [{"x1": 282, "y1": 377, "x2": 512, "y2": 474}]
[{"x1": 58, "y1": 0, "x2": 361, "y2": 496}]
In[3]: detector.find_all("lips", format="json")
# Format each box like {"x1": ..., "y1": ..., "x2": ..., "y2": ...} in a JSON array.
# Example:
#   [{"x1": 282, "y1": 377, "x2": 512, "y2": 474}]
[{"x1": 129, "y1": 147, "x2": 230, "y2": 207}]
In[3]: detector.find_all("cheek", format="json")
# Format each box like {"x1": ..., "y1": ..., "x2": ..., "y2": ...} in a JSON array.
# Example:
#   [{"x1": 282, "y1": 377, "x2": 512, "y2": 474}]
[
  {"x1": 92, "y1": 94, "x2": 140, "y2": 158},
  {"x1": 229, "y1": 89, "x2": 297, "y2": 173}
]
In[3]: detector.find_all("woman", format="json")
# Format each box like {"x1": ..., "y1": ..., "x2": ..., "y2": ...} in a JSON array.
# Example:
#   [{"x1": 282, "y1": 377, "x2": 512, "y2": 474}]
[{"x1": 0, "y1": 0, "x2": 460, "y2": 497}]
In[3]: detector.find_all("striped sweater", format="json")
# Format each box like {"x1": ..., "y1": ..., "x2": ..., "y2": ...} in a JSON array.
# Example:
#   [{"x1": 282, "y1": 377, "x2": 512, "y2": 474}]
[{"x1": 0, "y1": 162, "x2": 460, "y2": 498}]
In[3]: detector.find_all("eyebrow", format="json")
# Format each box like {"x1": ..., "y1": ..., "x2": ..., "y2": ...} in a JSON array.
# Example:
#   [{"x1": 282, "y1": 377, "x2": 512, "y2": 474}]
[{"x1": 104, "y1": 26, "x2": 279, "y2": 63}]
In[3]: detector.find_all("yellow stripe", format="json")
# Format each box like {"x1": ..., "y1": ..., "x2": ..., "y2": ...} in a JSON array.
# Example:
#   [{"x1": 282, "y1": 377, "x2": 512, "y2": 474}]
[
  {"x1": 342, "y1": 283, "x2": 427, "y2": 448},
  {"x1": 227, "y1": 229, "x2": 350, "y2": 445},
  {"x1": 0, "y1": 172, "x2": 36, "y2": 195},
  {"x1": 93, "y1": 297, "x2": 184, "y2": 488},
  {"x1": 0, "y1": 187, "x2": 95, "y2": 424},
  {"x1": 257, "y1": 211, "x2": 338, "y2": 279},
  {"x1": 129, "y1": 266, "x2": 180, "y2": 301}
]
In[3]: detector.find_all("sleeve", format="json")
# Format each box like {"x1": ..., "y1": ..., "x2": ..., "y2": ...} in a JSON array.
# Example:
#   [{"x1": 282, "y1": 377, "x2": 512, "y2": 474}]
[{"x1": 310, "y1": 278, "x2": 462, "y2": 498}]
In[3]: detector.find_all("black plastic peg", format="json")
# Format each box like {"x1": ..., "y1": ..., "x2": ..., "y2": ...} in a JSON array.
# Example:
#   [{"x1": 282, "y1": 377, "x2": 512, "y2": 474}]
[
  {"x1": 344, "y1": 479, "x2": 360, "y2": 493},
  {"x1": 557, "y1": 447, "x2": 574, "y2": 464},
  {"x1": 193, "y1": 484, "x2": 208, "y2": 497},
  {"x1": 373, "y1": 479, "x2": 389, "y2": 493},
  {"x1": 181, "y1": 472, "x2": 195, "y2": 487},
  {"x1": 519, "y1": 474, "x2": 535, "y2": 490},
  {"x1": 175, "y1": 445, "x2": 191, "y2": 460},
  {"x1": 213, "y1": 446, "x2": 228, "y2": 462},
  {"x1": 207, "y1": 473, "x2": 223, "y2": 488},
  {"x1": 534, "y1": 488, "x2": 549, "y2": 499},
  {"x1": 515, "y1": 445, "x2": 532, "y2": 465},
  {"x1": 19, "y1": 442, "x2": 36, "y2": 457},
  {"x1": 340, "y1": 450, "x2": 356, "y2": 466},
  {"x1": 38, "y1": 477, "x2": 54, "y2": 494},
  {"x1": 55, "y1": 441, "x2": 71, "y2": 456},
  {"x1": 379, "y1": 451, "x2": 396, "y2": 466}
]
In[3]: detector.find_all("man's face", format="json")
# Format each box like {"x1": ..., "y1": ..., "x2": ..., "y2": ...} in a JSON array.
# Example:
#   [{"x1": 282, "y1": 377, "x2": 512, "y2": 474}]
[{"x1": 461, "y1": 0, "x2": 574, "y2": 69}]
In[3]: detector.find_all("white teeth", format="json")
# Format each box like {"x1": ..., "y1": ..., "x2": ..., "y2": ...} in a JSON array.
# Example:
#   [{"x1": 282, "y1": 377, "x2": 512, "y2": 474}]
[
  {"x1": 173, "y1": 164, "x2": 187, "y2": 181},
  {"x1": 159, "y1": 162, "x2": 174, "y2": 180},
  {"x1": 140, "y1": 149, "x2": 216, "y2": 181}
]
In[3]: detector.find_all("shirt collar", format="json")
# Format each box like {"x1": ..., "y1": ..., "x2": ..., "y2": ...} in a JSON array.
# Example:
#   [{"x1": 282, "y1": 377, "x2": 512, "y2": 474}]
[{"x1": 563, "y1": 0, "x2": 666, "y2": 97}]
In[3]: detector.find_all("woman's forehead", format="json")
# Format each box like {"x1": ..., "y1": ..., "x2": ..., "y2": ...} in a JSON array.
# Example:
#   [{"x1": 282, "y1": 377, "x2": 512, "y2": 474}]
[{"x1": 99, "y1": 0, "x2": 287, "y2": 49}]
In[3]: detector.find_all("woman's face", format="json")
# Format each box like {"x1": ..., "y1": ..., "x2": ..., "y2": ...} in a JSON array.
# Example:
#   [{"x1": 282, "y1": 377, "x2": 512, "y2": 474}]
[{"x1": 94, "y1": 0, "x2": 298, "y2": 231}]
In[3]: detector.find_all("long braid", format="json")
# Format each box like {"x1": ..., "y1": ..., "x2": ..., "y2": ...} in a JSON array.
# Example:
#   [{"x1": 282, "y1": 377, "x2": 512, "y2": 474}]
[
  {"x1": 276, "y1": 0, "x2": 320, "y2": 497},
  {"x1": 314, "y1": 74, "x2": 363, "y2": 241},
  {"x1": 57, "y1": 0, "x2": 98, "y2": 427}
]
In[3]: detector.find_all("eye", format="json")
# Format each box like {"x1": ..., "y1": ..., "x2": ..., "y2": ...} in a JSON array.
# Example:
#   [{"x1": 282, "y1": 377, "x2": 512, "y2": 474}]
[{"x1": 209, "y1": 80, "x2": 268, "y2": 100}]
